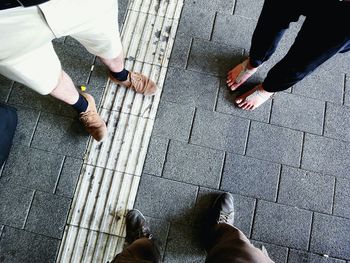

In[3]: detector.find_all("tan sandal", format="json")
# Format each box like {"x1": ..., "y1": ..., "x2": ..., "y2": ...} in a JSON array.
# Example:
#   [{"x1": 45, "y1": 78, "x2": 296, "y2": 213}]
[
  {"x1": 235, "y1": 84, "x2": 274, "y2": 110},
  {"x1": 226, "y1": 59, "x2": 258, "y2": 91}
]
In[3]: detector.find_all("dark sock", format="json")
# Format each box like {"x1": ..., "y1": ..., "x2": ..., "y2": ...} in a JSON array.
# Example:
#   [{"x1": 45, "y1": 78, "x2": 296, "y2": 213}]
[
  {"x1": 72, "y1": 94, "x2": 88, "y2": 113},
  {"x1": 110, "y1": 68, "x2": 129, "y2": 81}
]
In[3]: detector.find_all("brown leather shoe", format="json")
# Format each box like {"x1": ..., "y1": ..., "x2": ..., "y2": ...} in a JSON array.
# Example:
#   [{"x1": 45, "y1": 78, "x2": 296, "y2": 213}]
[
  {"x1": 79, "y1": 93, "x2": 107, "y2": 141},
  {"x1": 110, "y1": 71, "x2": 158, "y2": 96}
]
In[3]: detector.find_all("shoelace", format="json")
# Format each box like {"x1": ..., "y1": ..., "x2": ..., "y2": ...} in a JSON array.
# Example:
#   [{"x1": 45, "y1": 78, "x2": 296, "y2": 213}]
[
  {"x1": 137, "y1": 226, "x2": 152, "y2": 239},
  {"x1": 80, "y1": 111, "x2": 99, "y2": 127},
  {"x1": 131, "y1": 73, "x2": 146, "y2": 93},
  {"x1": 236, "y1": 67, "x2": 256, "y2": 83},
  {"x1": 218, "y1": 212, "x2": 230, "y2": 224}
]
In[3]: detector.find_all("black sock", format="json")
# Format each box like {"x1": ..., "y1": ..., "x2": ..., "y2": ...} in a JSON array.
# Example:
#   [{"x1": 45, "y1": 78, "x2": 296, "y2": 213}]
[
  {"x1": 72, "y1": 94, "x2": 88, "y2": 113},
  {"x1": 110, "y1": 68, "x2": 129, "y2": 81}
]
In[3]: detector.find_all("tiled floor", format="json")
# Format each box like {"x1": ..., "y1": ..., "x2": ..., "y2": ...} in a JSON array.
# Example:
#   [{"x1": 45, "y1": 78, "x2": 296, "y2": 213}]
[
  {"x1": 136, "y1": 0, "x2": 350, "y2": 262},
  {"x1": 0, "y1": 1, "x2": 129, "y2": 262},
  {"x1": 1, "y1": 0, "x2": 350, "y2": 262}
]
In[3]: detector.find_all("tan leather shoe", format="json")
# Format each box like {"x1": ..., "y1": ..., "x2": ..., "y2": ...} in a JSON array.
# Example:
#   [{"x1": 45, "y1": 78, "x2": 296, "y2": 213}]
[
  {"x1": 79, "y1": 93, "x2": 107, "y2": 141},
  {"x1": 110, "y1": 71, "x2": 158, "y2": 96}
]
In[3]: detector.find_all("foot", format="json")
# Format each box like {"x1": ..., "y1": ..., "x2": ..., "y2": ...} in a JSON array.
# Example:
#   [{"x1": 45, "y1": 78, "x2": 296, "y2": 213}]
[
  {"x1": 227, "y1": 59, "x2": 258, "y2": 91},
  {"x1": 212, "y1": 193, "x2": 235, "y2": 226},
  {"x1": 79, "y1": 93, "x2": 107, "y2": 141},
  {"x1": 110, "y1": 71, "x2": 158, "y2": 96},
  {"x1": 125, "y1": 209, "x2": 152, "y2": 244},
  {"x1": 235, "y1": 84, "x2": 274, "y2": 110}
]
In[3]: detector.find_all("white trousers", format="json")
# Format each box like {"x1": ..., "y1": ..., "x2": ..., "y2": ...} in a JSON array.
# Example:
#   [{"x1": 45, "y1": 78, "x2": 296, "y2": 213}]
[{"x1": 0, "y1": 0, "x2": 122, "y2": 94}]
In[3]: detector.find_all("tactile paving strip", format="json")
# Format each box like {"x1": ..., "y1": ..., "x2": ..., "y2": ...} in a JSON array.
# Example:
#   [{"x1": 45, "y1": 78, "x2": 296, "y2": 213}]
[{"x1": 57, "y1": 0, "x2": 183, "y2": 262}]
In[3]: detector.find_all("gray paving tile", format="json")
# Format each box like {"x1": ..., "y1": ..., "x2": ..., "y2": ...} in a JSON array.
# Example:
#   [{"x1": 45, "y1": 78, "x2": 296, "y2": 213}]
[
  {"x1": 278, "y1": 166, "x2": 335, "y2": 213},
  {"x1": 163, "y1": 223, "x2": 206, "y2": 263},
  {"x1": 190, "y1": 109, "x2": 249, "y2": 153},
  {"x1": 163, "y1": 140, "x2": 224, "y2": 188},
  {"x1": 0, "y1": 227, "x2": 59, "y2": 263},
  {"x1": 31, "y1": 112, "x2": 89, "y2": 158},
  {"x1": 134, "y1": 174, "x2": 198, "y2": 222},
  {"x1": 0, "y1": 182, "x2": 34, "y2": 228},
  {"x1": 234, "y1": 0, "x2": 264, "y2": 20},
  {"x1": 53, "y1": 40, "x2": 94, "y2": 85},
  {"x1": 216, "y1": 79, "x2": 272, "y2": 123},
  {"x1": 12, "y1": 106, "x2": 40, "y2": 146},
  {"x1": 195, "y1": 187, "x2": 256, "y2": 237},
  {"x1": 25, "y1": 191, "x2": 71, "y2": 239},
  {"x1": 0, "y1": 145, "x2": 64, "y2": 192},
  {"x1": 145, "y1": 216, "x2": 170, "y2": 258},
  {"x1": 334, "y1": 178, "x2": 350, "y2": 219},
  {"x1": 252, "y1": 200, "x2": 312, "y2": 249},
  {"x1": 221, "y1": 154, "x2": 280, "y2": 201},
  {"x1": 0, "y1": 75, "x2": 12, "y2": 102},
  {"x1": 55, "y1": 157, "x2": 83, "y2": 198},
  {"x1": 52, "y1": 36, "x2": 66, "y2": 44},
  {"x1": 212, "y1": 14, "x2": 257, "y2": 50},
  {"x1": 168, "y1": 33, "x2": 192, "y2": 69},
  {"x1": 344, "y1": 75, "x2": 350, "y2": 106},
  {"x1": 288, "y1": 249, "x2": 346, "y2": 263},
  {"x1": 187, "y1": 38, "x2": 244, "y2": 77},
  {"x1": 319, "y1": 51, "x2": 350, "y2": 75},
  {"x1": 246, "y1": 121, "x2": 303, "y2": 167},
  {"x1": 271, "y1": 92, "x2": 325, "y2": 135},
  {"x1": 8, "y1": 82, "x2": 77, "y2": 118},
  {"x1": 251, "y1": 241, "x2": 288, "y2": 263},
  {"x1": 0, "y1": 224, "x2": 3, "y2": 237},
  {"x1": 310, "y1": 213, "x2": 350, "y2": 259},
  {"x1": 324, "y1": 103, "x2": 350, "y2": 142},
  {"x1": 177, "y1": 2, "x2": 215, "y2": 40},
  {"x1": 88, "y1": 58, "x2": 109, "y2": 88},
  {"x1": 118, "y1": 0, "x2": 129, "y2": 28},
  {"x1": 302, "y1": 134, "x2": 350, "y2": 179},
  {"x1": 162, "y1": 67, "x2": 219, "y2": 110},
  {"x1": 184, "y1": 0, "x2": 235, "y2": 14},
  {"x1": 292, "y1": 67, "x2": 344, "y2": 104},
  {"x1": 152, "y1": 100, "x2": 195, "y2": 141},
  {"x1": 143, "y1": 136, "x2": 168, "y2": 176}
]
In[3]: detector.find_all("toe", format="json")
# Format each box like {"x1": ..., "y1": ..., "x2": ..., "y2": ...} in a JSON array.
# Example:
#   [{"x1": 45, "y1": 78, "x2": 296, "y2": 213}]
[
  {"x1": 235, "y1": 98, "x2": 243, "y2": 104},
  {"x1": 238, "y1": 100, "x2": 247, "y2": 107},
  {"x1": 242, "y1": 103, "x2": 251, "y2": 110}
]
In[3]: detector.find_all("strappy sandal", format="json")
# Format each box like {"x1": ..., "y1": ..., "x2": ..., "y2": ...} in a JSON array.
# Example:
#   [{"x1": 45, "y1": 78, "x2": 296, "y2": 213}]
[
  {"x1": 235, "y1": 84, "x2": 274, "y2": 110},
  {"x1": 226, "y1": 59, "x2": 258, "y2": 91}
]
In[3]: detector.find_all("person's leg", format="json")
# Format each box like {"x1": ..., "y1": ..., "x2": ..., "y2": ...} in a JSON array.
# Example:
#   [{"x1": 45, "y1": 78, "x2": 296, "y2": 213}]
[
  {"x1": 0, "y1": 43, "x2": 107, "y2": 141},
  {"x1": 204, "y1": 193, "x2": 273, "y2": 263},
  {"x1": 111, "y1": 238, "x2": 160, "y2": 263},
  {"x1": 262, "y1": 14, "x2": 350, "y2": 93},
  {"x1": 69, "y1": 3, "x2": 158, "y2": 96},
  {"x1": 235, "y1": 9, "x2": 350, "y2": 110},
  {"x1": 206, "y1": 224, "x2": 272, "y2": 263},
  {"x1": 249, "y1": 0, "x2": 302, "y2": 67},
  {"x1": 110, "y1": 209, "x2": 161, "y2": 263},
  {"x1": 227, "y1": 0, "x2": 302, "y2": 90}
]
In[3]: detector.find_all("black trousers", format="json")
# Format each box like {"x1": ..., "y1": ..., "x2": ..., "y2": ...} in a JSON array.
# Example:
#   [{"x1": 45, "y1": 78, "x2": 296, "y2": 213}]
[{"x1": 249, "y1": 0, "x2": 350, "y2": 92}]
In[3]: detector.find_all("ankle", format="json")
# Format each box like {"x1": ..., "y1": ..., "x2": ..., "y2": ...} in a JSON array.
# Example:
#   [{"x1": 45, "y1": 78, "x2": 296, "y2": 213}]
[
  {"x1": 259, "y1": 84, "x2": 272, "y2": 94},
  {"x1": 110, "y1": 68, "x2": 129, "y2": 81},
  {"x1": 247, "y1": 58, "x2": 259, "y2": 70}
]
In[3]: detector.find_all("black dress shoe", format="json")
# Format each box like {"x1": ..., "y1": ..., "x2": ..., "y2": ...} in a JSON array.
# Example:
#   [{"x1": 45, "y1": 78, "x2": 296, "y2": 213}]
[{"x1": 125, "y1": 209, "x2": 152, "y2": 244}]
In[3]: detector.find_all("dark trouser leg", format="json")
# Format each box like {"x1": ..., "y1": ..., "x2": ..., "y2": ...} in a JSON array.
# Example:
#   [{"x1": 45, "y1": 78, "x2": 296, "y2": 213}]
[
  {"x1": 205, "y1": 224, "x2": 273, "y2": 263},
  {"x1": 249, "y1": 0, "x2": 302, "y2": 67},
  {"x1": 110, "y1": 238, "x2": 161, "y2": 263},
  {"x1": 263, "y1": 13, "x2": 350, "y2": 92}
]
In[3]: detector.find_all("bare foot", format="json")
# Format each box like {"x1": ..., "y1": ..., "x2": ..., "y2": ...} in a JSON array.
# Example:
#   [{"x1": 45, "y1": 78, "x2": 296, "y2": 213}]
[
  {"x1": 226, "y1": 59, "x2": 258, "y2": 91},
  {"x1": 235, "y1": 84, "x2": 274, "y2": 110}
]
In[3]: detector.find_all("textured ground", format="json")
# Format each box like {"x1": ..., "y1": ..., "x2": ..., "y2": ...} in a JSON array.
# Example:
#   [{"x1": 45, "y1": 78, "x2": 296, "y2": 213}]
[{"x1": 1, "y1": 0, "x2": 350, "y2": 262}]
